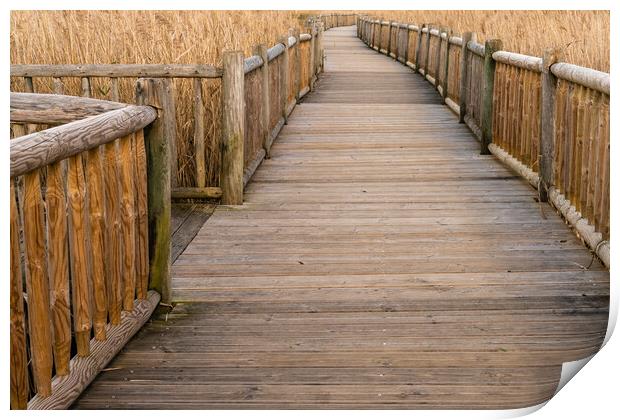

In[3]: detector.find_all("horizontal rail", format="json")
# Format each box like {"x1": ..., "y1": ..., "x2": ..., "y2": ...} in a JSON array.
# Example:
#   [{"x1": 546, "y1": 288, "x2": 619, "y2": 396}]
[
  {"x1": 551, "y1": 62, "x2": 610, "y2": 95},
  {"x1": 467, "y1": 41, "x2": 485, "y2": 57},
  {"x1": 11, "y1": 92, "x2": 126, "y2": 124},
  {"x1": 243, "y1": 55, "x2": 264, "y2": 74},
  {"x1": 11, "y1": 63, "x2": 222, "y2": 78},
  {"x1": 449, "y1": 36, "x2": 463, "y2": 46},
  {"x1": 299, "y1": 33, "x2": 312, "y2": 42},
  {"x1": 11, "y1": 105, "x2": 157, "y2": 177},
  {"x1": 492, "y1": 51, "x2": 542, "y2": 72},
  {"x1": 267, "y1": 43, "x2": 286, "y2": 62}
]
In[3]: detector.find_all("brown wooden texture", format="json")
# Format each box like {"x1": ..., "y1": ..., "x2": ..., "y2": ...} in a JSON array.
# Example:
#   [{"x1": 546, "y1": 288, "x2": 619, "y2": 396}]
[
  {"x1": 10, "y1": 183, "x2": 29, "y2": 409},
  {"x1": 74, "y1": 26, "x2": 608, "y2": 410},
  {"x1": 554, "y1": 80, "x2": 609, "y2": 239},
  {"x1": 119, "y1": 134, "x2": 138, "y2": 311},
  {"x1": 465, "y1": 49, "x2": 485, "y2": 139},
  {"x1": 21, "y1": 170, "x2": 54, "y2": 397},
  {"x1": 243, "y1": 68, "x2": 264, "y2": 170},
  {"x1": 447, "y1": 42, "x2": 461, "y2": 103},
  {"x1": 427, "y1": 31, "x2": 441, "y2": 81},
  {"x1": 406, "y1": 27, "x2": 419, "y2": 66},
  {"x1": 192, "y1": 78, "x2": 206, "y2": 188},
  {"x1": 269, "y1": 54, "x2": 284, "y2": 130},
  {"x1": 493, "y1": 63, "x2": 542, "y2": 170},
  {"x1": 298, "y1": 40, "x2": 311, "y2": 95},
  {"x1": 134, "y1": 129, "x2": 150, "y2": 300},
  {"x1": 45, "y1": 160, "x2": 72, "y2": 375}
]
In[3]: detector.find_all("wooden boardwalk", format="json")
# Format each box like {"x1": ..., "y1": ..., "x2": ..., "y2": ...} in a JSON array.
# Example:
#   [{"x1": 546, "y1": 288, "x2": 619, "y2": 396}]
[{"x1": 74, "y1": 26, "x2": 608, "y2": 409}]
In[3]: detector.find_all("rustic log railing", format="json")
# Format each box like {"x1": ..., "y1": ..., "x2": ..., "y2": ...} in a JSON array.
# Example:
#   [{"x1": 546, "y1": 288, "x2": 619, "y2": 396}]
[
  {"x1": 357, "y1": 15, "x2": 610, "y2": 267},
  {"x1": 9, "y1": 19, "x2": 333, "y2": 409},
  {"x1": 10, "y1": 24, "x2": 324, "y2": 201},
  {"x1": 9, "y1": 89, "x2": 175, "y2": 409}
]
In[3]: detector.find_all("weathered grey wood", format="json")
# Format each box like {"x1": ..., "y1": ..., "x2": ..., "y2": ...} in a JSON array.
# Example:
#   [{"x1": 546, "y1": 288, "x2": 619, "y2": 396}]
[
  {"x1": 415, "y1": 24, "x2": 425, "y2": 72},
  {"x1": 449, "y1": 36, "x2": 462, "y2": 46},
  {"x1": 539, "y1": 49, "x2": 559, "y2": 202},
  {"x1": 254, "y1": 44, "x2": 271, "y2": 154},
  {"x1": 171, "y1": 204, "x2": 216, "y2": 263},
  {"x1": 171, "y1": 187, "x2": 222, "y2": 200},
  {"x1": 299, "y1": 33, "x2": 312, "y2": 42},
  {"x1": 243, "y1": 55, "x2": 264, "y2": 74},
  {"x1": 28, "y1": 291, "x2": 160, "y2": 410},
  {"x1": 80, "y1": 77, "x2": 91, "y2": 98},
  {"x1": 136, "y1": 78, "x2": 172, "y2": 304},
  {"x1": 492, "y1": 51, "x2": 542, "y2": 73},
  {"x1": 481, "y1": 39, "x2": 502, "y2": 154},
  {"x1": 10, "y1": 105, "x2": 156, "y2": 177},
  {"x1": 458, "y1": 32, "x2": 474, "y2": 123},
  {"x1": 424, "y1": 24, "x2": 432, "y2": 74},
  {"x1": 193, "y1": 79, "x2": 206, "y2": 188},
  {"x1": 243, "y1": 148, "x2": 267, "y2": 186},
  {"x1": 467, "y1": 40, "x2": 485, "y2": 57},
  {"x1": 309, "y1": 25, "x2": 316, "y2": 90},
  {"x1": 290, "y1": 29, "x2": 300, "y2": 103},
  {"x1": 219, "y1": 51, "x2": 245, "y2": 205},
  {"x1": 160, "y1": 79, "x2": 178, "y2": 189},
  {"x1": 551, "y1": 62, "x2": 609, "y2": 95},
  {"x1": 280, "y1": 34, "x2": 291, "y2": 127},
  {"x1": 10, "y1": 92, "x2": 126, "y2": 124},
  {"x1": 11, "y1": 63, "x2": 222, "y2": 78},
  {"x1": 24, "y1": 76, "x2": 34, "y2": 92},
  {"x1": 441, "y1": 29, "x2": 452, "y2": 98},
  {"x1": 267, "y1": 43, "x2": 286, "y2": 62}
]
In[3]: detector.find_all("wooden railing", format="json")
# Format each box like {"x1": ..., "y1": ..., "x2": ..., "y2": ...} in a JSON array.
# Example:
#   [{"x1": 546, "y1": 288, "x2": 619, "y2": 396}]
[
  {"x1": 318, "y1": 13, "x2": 356, "y2": 29},
  {"x1": 10, "y1": 23, "x2": 325, "y2": 202},
  {"x1": 357, "y1": 15, "x2": 610, "y2": 267},
  {"x1": 9, "y1": 86, "x2": 178, "y2": 409}
]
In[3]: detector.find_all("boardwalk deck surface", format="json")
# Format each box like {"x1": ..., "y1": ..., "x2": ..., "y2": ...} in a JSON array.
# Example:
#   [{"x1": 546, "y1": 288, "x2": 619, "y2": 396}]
[{"x1": 74, "y1": 26, "x2": 609, "y2": 409}]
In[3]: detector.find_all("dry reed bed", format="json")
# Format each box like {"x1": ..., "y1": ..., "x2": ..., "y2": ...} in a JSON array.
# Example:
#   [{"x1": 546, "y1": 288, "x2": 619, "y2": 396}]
[
  {"x1": 10, "y1": 10, "x2": 309, "y2": 187},
  {"x1": 362, "y1": 10, "x2": 609, "y2": 72}
]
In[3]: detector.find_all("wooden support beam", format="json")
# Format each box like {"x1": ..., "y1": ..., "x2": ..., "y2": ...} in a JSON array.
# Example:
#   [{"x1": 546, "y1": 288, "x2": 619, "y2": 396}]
[
  {"x1": 136, "y1": 78, "x2": 172, "y2": 304},
  {"x1": 219, "y1": 51, "x2": 245, "y2": 205},
  {"x1": 415, "y1": 24, "x2": 425, "y2": 74},
  {"x1": 539, "y1": 49, "x2": 560, "y2": 202},
  {"x1": 193, "y1": 78, "x2": 206, "y2": 188},
  {"x1": 481, "y1": 39, "x2": 502, "y2": 155},
  {"x1": 458, "y1": 32, "x2": 475, "y2": 123},
  {"x1": 254, "y1": 44, "x2": 271, "y2": 155},
  {"x1": 424, "y1": 25, "x2": 432, "y2": 75},
  {"x1": 171, "y1": 187, "x2": 223, "y2": 200},
  {"x1": 441, "y1": 29, "x2": 452, "y2": 98}
]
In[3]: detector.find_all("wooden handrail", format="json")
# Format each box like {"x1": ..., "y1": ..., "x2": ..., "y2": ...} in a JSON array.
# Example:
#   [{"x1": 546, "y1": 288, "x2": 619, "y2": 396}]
[
  {"x1": 11, "y1": 63, "x2": 222, "y2": 78},
  {"x1": 11, "y1": 92, "x2": 126, "y2": 124},
  {"x1": 11, "y1": 105, "x2": 157, "y2": 177}
]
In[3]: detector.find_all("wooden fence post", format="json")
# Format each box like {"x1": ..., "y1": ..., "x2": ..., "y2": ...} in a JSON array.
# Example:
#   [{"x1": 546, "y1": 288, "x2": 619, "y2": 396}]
[
  {"x1": 403, "y1": 24, "x2": 410, "y2": 64},
  {"x1": 309, "y1": 24, "x2": 316, "y2": 90},
  {"x1": 279, "y1": 34, "x2": 290, "y2": 125},
  {"x1": 254, "y1": 44, "x2": 270, "y2": 154},
  {"x1": 193, "y1": 79, "x2": 205, "y2": 188},
  {"x1": 424, "y1": 25, "x2": 432, "y2": 75},
  {"x1": 386, "y1": 21, "x2": 393, "y2": 56},
  {"x1": 219, "y1": 51, "x2": 245, "y2": 205},
  {"x1": 135, "y1": 78, "x2": 172, "y2": 304},
  {"x1": 459, "y1": 32, "x2": 475, "y2": 123},
  {"x1": 316, "y1": 22, "x2": 324, "y2": 73},
  {"x1": 441, "y1": 29, "x2": 452, "y2": 98},
  {"x1": 539, "y1": 49, "x2": 559, "y2": 202},
  {"x1": 292, "y1": 28, "x2": 301, "y2": 102},
  {"x1": 415, "y1": 24, "x2": 425, "y2": 73},
  {"x1": 481, "y1": 39, "x2": 502, "y2": 155}
]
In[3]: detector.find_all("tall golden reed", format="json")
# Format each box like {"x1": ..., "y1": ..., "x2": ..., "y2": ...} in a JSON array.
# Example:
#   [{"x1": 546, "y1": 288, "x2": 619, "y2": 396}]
[{"x1": 10, "y1": 10, "x2": 609, "y2": 186}]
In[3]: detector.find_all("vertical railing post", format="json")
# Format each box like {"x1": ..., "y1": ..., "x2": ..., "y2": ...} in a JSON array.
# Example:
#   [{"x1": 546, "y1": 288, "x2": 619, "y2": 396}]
[
  {"x1": 309, "y1": 23, "x2": 316, "y2": 90},
  {"x1": 459, "y1": 32, "x2": 475, "y2": 123},
  {"x1": 219, "y1": 51, "x2": 245, "y2": 205},
  {"x1": 415, "y1": 24, "x2": 425, "y2": 73},
  {"x1": 403, "y1": 24, "x2": 410, "y2": 64},
  {"x1": 386, "y1": 21, "x2": 393, "y2": 56},
  {"x1": 254, "y1": 44, "x2": 271, "y2": 155},
  {"x1": 539, "y1": 49, "x2": 559, "y2": 202},
  {"x1": 441, "y1": 29, "x2": 452, "y2": 99},
  {"x1": 292, "y1": 28, "x2": 301, "y2": 102},
  {"x1": 434, "y1": 28, "x2": 446, "y2": 86},
  {"x1": 317, "y1": 22, "x2": 324, "y2": 73},
  {"x1": 136, "y1": 77, "x2": 172, "y2": 304},
  {"x1": 279, "y1": 34, "x2": 290, "y2": 124},
  {"x1": 424, "y1": 25, "x2": 432, "y2": 75},
  {"x1": 481, "y1": 39, "x2": 502, "y2": 155}
]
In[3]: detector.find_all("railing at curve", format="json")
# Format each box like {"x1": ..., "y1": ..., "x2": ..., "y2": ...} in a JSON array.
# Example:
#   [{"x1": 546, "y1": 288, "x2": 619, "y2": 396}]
[{"x1": 356, "y1": 15, "x2": 610, "y2": 267}]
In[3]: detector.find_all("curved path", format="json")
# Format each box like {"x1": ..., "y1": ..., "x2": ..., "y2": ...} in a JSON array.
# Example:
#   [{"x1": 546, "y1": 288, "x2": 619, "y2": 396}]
[{"x1": 74, "y1": 25, "x2": 608, "y2": 409}]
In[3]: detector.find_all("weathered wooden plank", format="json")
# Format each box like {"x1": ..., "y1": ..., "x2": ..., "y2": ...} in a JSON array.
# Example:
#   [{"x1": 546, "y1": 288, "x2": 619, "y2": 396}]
[
  {"x1": 10, "y1": 183, "x2": 29, "y2": 409},
  {"x1": 119, "y1": 134, "x2": 137, "y2": 311},
  {"x1": 45, "y1": 160, "x2": 72, "y2": 375},
  {"x1": 11, "y1": 63, "x2": 222, "y2": 78}
]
